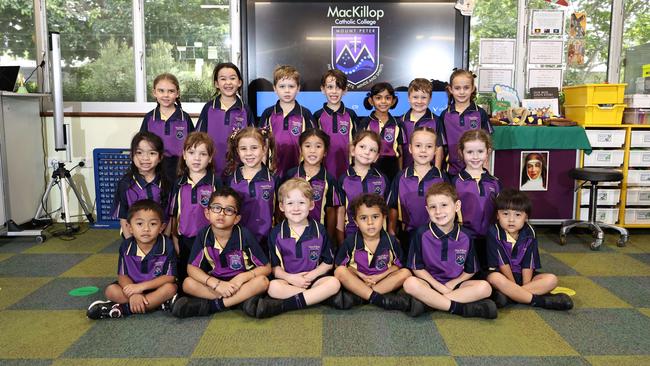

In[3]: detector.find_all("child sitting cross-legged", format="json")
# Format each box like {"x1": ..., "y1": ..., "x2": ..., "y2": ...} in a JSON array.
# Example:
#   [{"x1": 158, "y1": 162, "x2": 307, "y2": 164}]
[{"x1": 171, "y1": 187, "x2": 271, "y2": 318}]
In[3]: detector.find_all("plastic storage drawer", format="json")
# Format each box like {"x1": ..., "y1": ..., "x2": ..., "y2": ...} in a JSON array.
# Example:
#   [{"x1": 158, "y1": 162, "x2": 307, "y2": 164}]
[
  {"x1": 626, "y1": 188, "x2": 650, "y2": 206},
  {"x1": 564, "y1": 104, "x2": 626, "y2": 125},
  {"x1": 625, "y1": 208, "x2": 650, "y2": 224},
  {"x1": 630, "y1": 131, "x2": 650, "y2": 147},
  {"x1": 623, "y1": 108, "x2": 650, "y2": 125},
  {"x1": 585, "y1": 129, "x2": 626, "y2": 148},
  {"x1": 627, "y1": 169, "x2": 650, "y2": 186},
  {"x1": 629, "y1": 150, "x2": 650, "y2": 167},
  {"x1": 583, "y1": 149, "x2": 624, "y2": 167},
  {"x1": 579, "y1": 207, "x2": 618, "y2": 224},
  {"x1": 563, "y1": 84, "x2": 626, "y2": 105},
  {"x1": 580, "y1": 188, "x2": 620, "y2": 205}
]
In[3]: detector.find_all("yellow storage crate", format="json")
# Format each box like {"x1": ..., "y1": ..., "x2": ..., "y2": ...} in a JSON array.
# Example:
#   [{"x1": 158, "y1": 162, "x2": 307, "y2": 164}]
[
  {"x1": 563, "y1": 84, "x2": 626, "y2": 105},
  {"x1": 564, "y1": 104, "x2": 626, "y2": 125}
]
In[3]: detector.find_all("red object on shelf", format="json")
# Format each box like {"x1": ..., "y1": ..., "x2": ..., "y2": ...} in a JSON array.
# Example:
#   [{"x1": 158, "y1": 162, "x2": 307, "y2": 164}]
[{"x1": 545, "y1": 0, "x2": 569, "y2": 6}]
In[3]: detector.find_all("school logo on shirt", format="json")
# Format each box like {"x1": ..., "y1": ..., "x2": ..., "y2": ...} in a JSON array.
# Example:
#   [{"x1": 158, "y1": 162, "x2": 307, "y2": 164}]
[
  {"x1": 291, "y1": 120, "x2": 302, "y2": 136},
  {"x1": 309, "y1": 248, "x2": 320, "y2": 261},
  {"x1": 312, "y1": 181, "x2": 324, "y2": 201},
  {"x1": 384, "y1": 127, "x2": 395, "y2": 142},
  {"x1": 199, "y1": 189, "x2": 212, "y2": 207},
  {"x1": 234, "y1": 116, "x2": 244, "y2": 129},
  {"x1": 339, "y1": 123, "x2": 349, "y2": 134},
  {"x1": 228, "y1": 253, "x2": 243, "y2": 270},
  {"x1": 331, "y1": 27, "x2": 381, "y2": 87},
  {"x1": 153, "y1": 261, "x2": 164, "y2": 276},
  {"x1": 468, "y1": 117, "x2": 479, "y2": 129},
  {"x1": 375, "y1": 253, "x2": 388, "y2": 270},
  {"x1": 455, "y1": 249, "x2": 467, "y2": 266},
  {"x1": 175, "y1": 127, "x2": 185, "y2": 140},
  {"x1": 372, "y1": 181, "x2": 383, "y2": 194}
]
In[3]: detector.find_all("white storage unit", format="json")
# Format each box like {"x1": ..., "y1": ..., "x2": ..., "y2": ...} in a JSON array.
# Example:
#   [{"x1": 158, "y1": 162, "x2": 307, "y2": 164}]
[
  {"x1": 579, "y1": 207, "x2": 619, "y2": 224},
  {"x1": 585, "y1": 129, "x2": 626, "y2": 148},
  {"x1": 580, "y1": 189, "x2": 620, "y2": 205},
  {"x1": 629, "y1": 150, "x2": 650, "y2": 167},
  {"x1": 626, "y1": 188, "x2": 650, "y2": 206},
  {"x1": 583, "y1": 149, "x2": 625, "y2": 167},
  {"x1": 631, "y1": 131, "x2": 650, "y2": 147},
  {"x1": 627, "y1": 169, "x2": 650, "y2": 186},
  {"x1": 624, "y1": 208, "x2": 650, "y2": 224}
]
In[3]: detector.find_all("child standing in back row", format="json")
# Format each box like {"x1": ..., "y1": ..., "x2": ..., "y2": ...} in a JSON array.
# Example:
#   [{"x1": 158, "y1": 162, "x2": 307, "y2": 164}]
[
  {"x1": 313, "y1": 69, "x2": 358, "y2": 179},
  {"x1": 196, "y1": 62, "x2": 254, "y2": 178},
  {"x1": 259, "y1": 65, "x2": 315, "y2": 177},
  {"x1": 439, "y1": 69, "x2": 492, "y2": 176},
  {"x1": 141, "y1": 73, "x2": 194, "y2": 184}
]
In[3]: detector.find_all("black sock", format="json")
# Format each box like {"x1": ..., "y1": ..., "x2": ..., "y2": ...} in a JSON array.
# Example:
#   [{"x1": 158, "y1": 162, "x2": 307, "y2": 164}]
[
  {"x1": 283, "y1": 293, "x2": 307, "y2": 311},
  {"x1": 368, "y1": 291, "x2": 385, "y2": 306},
  {"x1": 121, "y1": 303, "x2": 132, "y2": 316},
  {"x1": 448, "y1": 300, "x2": 465, "y2": 315},
  {"x1": 209, "y1": 298, "x2": 227, "y2": 313},
  {"x1": 530, "y1": 294, "x2": 544, "y2": 307}
]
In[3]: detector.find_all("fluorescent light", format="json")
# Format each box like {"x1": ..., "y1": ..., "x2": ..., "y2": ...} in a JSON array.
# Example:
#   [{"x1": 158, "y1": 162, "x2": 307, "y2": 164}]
[{"x1": 200, "y1": 4, "x2": 228, "y2": 9}]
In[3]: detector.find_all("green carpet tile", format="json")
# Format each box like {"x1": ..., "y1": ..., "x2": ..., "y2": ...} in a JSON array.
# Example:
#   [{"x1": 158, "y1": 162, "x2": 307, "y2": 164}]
[{"x1": 0, "y1": 226, "x2": 648, "y2": 364}]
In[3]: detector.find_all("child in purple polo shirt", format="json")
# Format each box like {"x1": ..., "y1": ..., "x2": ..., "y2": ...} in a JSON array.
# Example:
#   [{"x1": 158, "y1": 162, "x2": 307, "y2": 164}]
[
  {"x1": 113, "y1": 132, "x2": 170, "y2": 238},
  {"x1": 259, "y1": 65, "x2": 315, "y2": 177},
  {"x1": 225, "y1": 127, "x2": 279, "y2": 250},
  {"x1": 403, "y1": 182, "x2": 497, "y2": 319},
  {"x1": 169, "y1": 132, "x2": 220, "y2": 283},
  {"x1": 313, "y1": 69, "x2": 358, "y2": 179},
  {"x1": 388, "y1": 127, "x2": 448, "y2": 253},
  {"x1": 452, "y1": 130, "x2": 501, "y2": 267},
  {"x1": 358, "y1": 82, "x2": 404, "y2": 181},
  {"x1": 196, "y1": 62, "x2": 254, "y2": 178},
  {"x1": 285, "y1": 129, "x2": 341, "y2": 243},
  {"x1": 255, "y1": 178, "x2": 341, "y2": 318},
  {"x1": 140, "y1": 73, "x2": 194, "y2": 184},
  {"x1": 486, "y1": 189, "x2": 573, "y2": 310},
  {"x1": 334, "y1": 194, "x2": 412, "y2": 311},
  {"x1": 87, "y1": 200, "x2": 177, "y2": 319},
  {"x1": 172, "y1": 187, "x2": 271, "y2": 318},
  {"x1": 439, "y1": 69, "x2": 492, "y2": 176},
  {"x1": 337, "y1": 130, "x2": 389, "y2": 243},
  {"x1": 400, "y1": 78, "x2": 443, "y2": 170}
]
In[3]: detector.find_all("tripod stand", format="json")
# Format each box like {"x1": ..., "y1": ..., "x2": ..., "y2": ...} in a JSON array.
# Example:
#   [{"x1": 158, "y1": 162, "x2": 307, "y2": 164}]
[{"x1": 33, "y1": 161, "x2": 94, "y2": 235}]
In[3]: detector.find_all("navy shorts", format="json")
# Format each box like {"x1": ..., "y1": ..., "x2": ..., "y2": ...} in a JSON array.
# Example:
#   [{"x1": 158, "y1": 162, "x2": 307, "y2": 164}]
[
  {"x1": 487, "y1": 269, "x2": 540, "y2": 286},
  {"x1": 423, "y1": 278, "x2": 465, "y2": 292}
]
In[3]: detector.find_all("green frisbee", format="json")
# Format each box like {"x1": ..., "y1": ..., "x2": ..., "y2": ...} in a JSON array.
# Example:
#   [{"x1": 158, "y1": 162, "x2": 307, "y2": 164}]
[{"x1": 68, "y1": 286, "x2": 99, "y2": 297}]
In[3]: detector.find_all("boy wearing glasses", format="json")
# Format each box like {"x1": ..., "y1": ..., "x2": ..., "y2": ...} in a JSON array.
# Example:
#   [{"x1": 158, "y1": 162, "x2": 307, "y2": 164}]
[{"x1": 172, "y1": 187, "x2": 271, "y2": 318}]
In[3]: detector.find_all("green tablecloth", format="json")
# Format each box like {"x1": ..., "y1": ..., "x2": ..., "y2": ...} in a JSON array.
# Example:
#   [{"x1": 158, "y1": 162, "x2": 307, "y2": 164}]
[{"x1": 492, "y1": 125, "x2": 592, "y2": 153}]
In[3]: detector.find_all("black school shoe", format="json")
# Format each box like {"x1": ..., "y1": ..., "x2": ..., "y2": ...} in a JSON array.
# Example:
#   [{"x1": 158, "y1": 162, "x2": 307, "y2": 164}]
[
  {"x1": 408, "y1": 297, "x2": 431, "y2": 317},
  {"x1": 341, "y1": 289, "x2": 366, "y2": 309},
  {"x1": 325, "y1": 289, "x2": 346, "y2": 310},
  {"x1": 240, "y1": 294, "x2": 261, "y2": 317},
  {"x1": 255, "y1": 296, "x2": 286, "y2": 319},
  {"x1": 539, "y1": 293, "x2": 574, "y2": 310},
  {"x1": 381, "y1": 292, "x2": 411, "y2": 312},
  {"x1": 462, "y1": 299, "x2": 498, "y2": 319},
  {"x1": 160, "y1": 294, "x2": 178, "y2": 312},
  {"x1": 171, "y1": 297, "x2": 211, "y2": 318},
  {"x1": 86, "y1": 300, "x2": 123, "y2": 319},
  {"x1": 490, "y1": 290, "x2": 509, "y2": 308}
]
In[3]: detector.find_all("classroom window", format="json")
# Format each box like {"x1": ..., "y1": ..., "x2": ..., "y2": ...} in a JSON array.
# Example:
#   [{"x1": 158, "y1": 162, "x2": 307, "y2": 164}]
[
  {"x1": 620, "y1": 1, "x2": 650, "y2": 94},
  {"x1": 468, "y1": 0, "x2": 519, "y2": 73},
  {"x1": 144, "y1": 0, "x2": 232, "y2": 103},
  {"x1": 0, "y1": 2, "x2": 38, "y2": 92},
  {"x1": 46, "y1": 0, "x2": 135, "y2": 102}
]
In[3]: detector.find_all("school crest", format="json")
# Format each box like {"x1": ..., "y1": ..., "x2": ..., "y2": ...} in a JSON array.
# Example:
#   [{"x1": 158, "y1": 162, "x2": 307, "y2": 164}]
[
  {"x1": 234, "y1": 116, "x2": 244, "y2": 129},
  {"x1": 228, "y1": 253, "x2": 243, "y2": 270},
  {"x1": 312, "y1": 181, "x2": 324, "y2": 201},
  {"x1": 455, "y1": 249, "x2": 467, "y2": 266},
  {"x1": 199, "y1": 189, "x2": 211, "y2": 207},
  {"x1": 375, "y1": 254, "x2": 388, "y2": 270},
  {"x1": 372, "y1": 181, "x2": 383, "y2": 194},
  {"x1": 291, "y1": 120, "x2": 302, "y2": 136},
  {"x1": 175, "y1": 127, "x2": 185, "y2": 140},
  {"x1": 469, "y1": 117, "x2": 479, "y2": 129},
  {"x1": 262, "y1": 189, "x2": 271, "y2": 201},
  {"x1": 384, "y1": 127, "x2": 395, "y2": 142},
  {"x1": 339, "y1": 123, "x2": 349, "y2": 134},
  {"x1": 153, "y1": 261, "x2": 164, "y2": 276},
  {"x1": 309, "y1": 248, "x2": 320, "y2": 261},
  {"x1": 332, "y1": 27, "x2": 380, "y2": 86}
]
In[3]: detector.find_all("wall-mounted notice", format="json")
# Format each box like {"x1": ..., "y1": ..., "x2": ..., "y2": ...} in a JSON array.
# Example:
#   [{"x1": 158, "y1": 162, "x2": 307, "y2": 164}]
[
  {"x1": 527, "y1": 68, "x2": 563, "y2": 90},
  {"x1": 530, "y1": 9, "x2": 565, "y2": 36},
  {"x1": 528, "y1": 39, "x2": 564, "y2": 65},
  {"x1": 479, "y1": 38, "x2": 516, "y2": 65},
  {"x1": 478, "y1": 68, "x2": 514, "y2": 92}
]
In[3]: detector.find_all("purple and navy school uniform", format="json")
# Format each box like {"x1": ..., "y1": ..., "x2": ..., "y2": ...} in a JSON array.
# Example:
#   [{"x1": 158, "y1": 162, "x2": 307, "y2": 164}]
[
  {"x1": 452, "y1": 169, "x2": 501, "y2": 239},
  {"x1": 407, "y1": 223, "x2": 478, "y2": 285},
  {"x1": 313, "y1": 103, "x2": 358, "y2": 179},
  {"x1": 439, "y1": 102, "x2": 492, "y2": 176},
  {"x1": 196, "y1": 96, "x2": 254, "y2": 178},
  {"x1": 268, "y1": 219, "x2": 334, "y2": 274},
  {"x1": 335, "y1": 229, "x2": 404, "y2": 276},
  {"x1": 387, "y1": 166, "x2": 448, "y2": 232},
  {"x1": 259, "y1": 101, "x2": 315, "y2": 177},
  {"x1": 118, "y1": 234, "x2": 177, "y2": 283},
  {"x1": 399, "y1": 109, "x2": 442, "y2": 167},
  {"x1": 112, "y1": 173, "x2": 169, "y2": 221},
  {"x1": 486, "y1": 223, "x2": 541, "y2": 285},
  {"x1": 358, "y1": 112, "x2": 404, "y2": 159},
  {"x1": 338, "y1": 166, "x2": 389, "y2": 237},
  {"x1": 284, "y1": 163, "x2": 341, "y2": 225},
  {"x1": 189, "y1": 224, "x2": 268, "y2": 280},
  {"x1": 170, "y1": 171, "x2": 222, "y2": 239},
  {"x1": 226, "y1": 164, "x2": 278, "y2": 244},
  {"x1": 140, "y1": 106, "x2": 194, "y2": 159}
]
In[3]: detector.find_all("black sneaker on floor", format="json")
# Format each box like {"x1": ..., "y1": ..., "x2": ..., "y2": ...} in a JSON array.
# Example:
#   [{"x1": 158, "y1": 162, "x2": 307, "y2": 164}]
[
  {"x1": 540, "y1": 293, "x2": 574, "y2": 310},
  {"x1": 462, "y1": 299, "x2": 498, "y2": 319},
  {"x1": 325, "y1": 289, "x2": 346, "y2": 309},
  {"x1": 408, "y1": 297, "x2": 428, "y2": 317},
  {"x1": 341, "y1": 290, "x2": 365, "y2": 309},
  {"x1": 240, "y1": 294, "x2": 261, "y2": 317},
  {"x1": 381, "y1": 292, "x2": 411, "y2": 312},
  {"x1": 87, "y1": 300, "x2": 122, "y2": 319},
  {"x1": 255, "y1": 297, "x2": 286, "y2": 319},
  {"x1": 160, "y1": 294, "x2": 178, "y2": 312},
  {"x1": 491, "y1": 290, "x2": 509, "y2": 308},
  {"x1": 171, "y1": 297, "x2": 211, "y2": 318}
]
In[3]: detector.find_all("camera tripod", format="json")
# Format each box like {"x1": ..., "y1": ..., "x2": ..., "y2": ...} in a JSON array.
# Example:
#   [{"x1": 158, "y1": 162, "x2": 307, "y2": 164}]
[{"x1": 33, "y1": 161, "x2": 94, "y2": 235}]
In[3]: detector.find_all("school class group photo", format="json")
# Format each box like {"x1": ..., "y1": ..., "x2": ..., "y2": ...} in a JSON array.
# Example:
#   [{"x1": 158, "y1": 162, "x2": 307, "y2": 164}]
[{"x1": 86, "y1": 61, "x2": 574, "y2": 323}]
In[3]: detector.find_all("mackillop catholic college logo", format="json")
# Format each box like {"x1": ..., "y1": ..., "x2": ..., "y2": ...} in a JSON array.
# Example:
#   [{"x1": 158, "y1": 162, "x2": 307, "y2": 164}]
[{"x1": 332, "y1": 27, "x2": 379, "y2": 86}]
